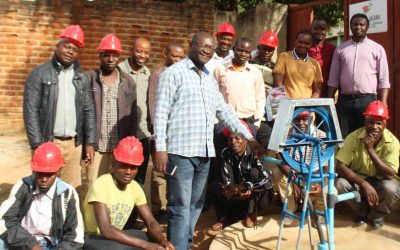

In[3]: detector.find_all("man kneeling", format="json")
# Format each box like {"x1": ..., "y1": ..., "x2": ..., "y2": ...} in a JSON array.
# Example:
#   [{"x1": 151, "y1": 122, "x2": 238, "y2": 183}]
[
  {"x1": 209, "y1": 122, "x2": 272, "y2": 230},
  {"x1": 0, "y1": 142, "x2": 84, "y2": 250},
  {"x1": 83, "y1": 136, "x2": 174, "y2": 250}
]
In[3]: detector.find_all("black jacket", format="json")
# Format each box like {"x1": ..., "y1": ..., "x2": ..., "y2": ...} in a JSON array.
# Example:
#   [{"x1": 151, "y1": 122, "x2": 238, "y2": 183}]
[
  {"x1": 23, "y1": 56, "x2": 96, "y2": 149},
  {"x1": 87, "y1": 67, "x2": 138, "y2": 150},
  {"x1": 0, "y1": 175, "x2": 84, "y2": 249},
  {"x1": 221, "y1": 147, "x2": 273, "y2": 191}
]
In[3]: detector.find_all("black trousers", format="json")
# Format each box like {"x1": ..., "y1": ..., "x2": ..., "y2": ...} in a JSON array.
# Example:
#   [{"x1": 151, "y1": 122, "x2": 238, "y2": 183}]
[
  {"x1": 83, "y1": 229, "x2": 150, "y2": 250},
  {"x1": 336, "y1": 94, "x2": 377, "y2": 138},
  {"x1": 208, "y1": 182, "x2": 270, "y2": 220},
  {"x1": 134, "y1": 137, "x2": 151, "y2": 185}
]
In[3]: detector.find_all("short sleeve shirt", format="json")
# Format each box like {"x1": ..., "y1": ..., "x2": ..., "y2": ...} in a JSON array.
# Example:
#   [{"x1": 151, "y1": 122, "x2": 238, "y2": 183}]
[
  {"x1": 336, "y1": 128, "x2": 400, "y2": 180},
  {"x1": 273, "y1": 51, "x2": 323, "y2": 99},
  {"x1": 83, "y1": 174, "x2": 147, "y2": 234}
]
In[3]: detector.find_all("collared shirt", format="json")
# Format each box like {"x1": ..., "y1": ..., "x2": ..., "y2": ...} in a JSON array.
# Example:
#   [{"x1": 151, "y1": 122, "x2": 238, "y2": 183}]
[
  {"x1": 119, "y1": 59, "x2": 151, "y2": 139},
  {"x1": 309, "y1": 41, "x2": 336, "y2": 83},
  {"x1": 53, "y1": 63, "x2": 77, "y2": 138},
  {"x1": 98, "y1": 71, "x2": 120, "y2": 152},
  {"x1": 154, "y1": 57, "x2": 253, "y2": 157},
  {"x1": 249, "y1": 58, "x2": 275, "y2": 90},
  {"x1": 148, "y1": 66, "x2": 166, "y2": 125},
  {"x1": 336, "y1": 128, "x2": 400, "y2": 180},
  {"x1": 205, "y1": 50, "x2": 234, "y2": 76},
  {"x1": 327, "y1": 37, "x2": 390, "y2": 95},
  {"x1": 21, "y1": 181, "x2": 56, "y2": 243},
  {"x1": 273, "y1": 51, "x2": 323, "y2": 99},
  {"x1": 214, "y1": 61, "x2": 266, "y2": 120}
]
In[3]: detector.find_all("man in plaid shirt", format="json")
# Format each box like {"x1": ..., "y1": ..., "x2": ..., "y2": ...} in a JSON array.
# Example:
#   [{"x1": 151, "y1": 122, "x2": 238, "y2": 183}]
[{"x1": 153, "y1": 31, "x2": 265, "y2": 250}]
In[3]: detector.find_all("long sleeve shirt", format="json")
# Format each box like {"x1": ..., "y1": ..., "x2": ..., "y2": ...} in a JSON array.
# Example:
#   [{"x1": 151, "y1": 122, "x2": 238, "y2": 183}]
[
  {"x1": 220, "y1": 147, "x2": 272, "y2": 191},
  {"x1": 327, "y1": 37, "x2": 390, "y2": 94},
  {"x1": 154, "y1": 57, "x2": 253, "y2": 157},
  {"x1": 214, "y1": 61, "x2": 266, "y2": 121}
]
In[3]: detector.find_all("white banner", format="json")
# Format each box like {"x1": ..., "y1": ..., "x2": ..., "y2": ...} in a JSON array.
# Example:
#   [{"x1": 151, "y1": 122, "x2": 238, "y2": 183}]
[{"x1": 349, "y1": 0, "x2": 387, "y2": 34}]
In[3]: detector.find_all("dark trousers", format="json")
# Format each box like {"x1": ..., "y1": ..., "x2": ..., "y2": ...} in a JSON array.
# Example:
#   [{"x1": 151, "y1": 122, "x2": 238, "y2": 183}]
[
  {"x1": 336, "y1": 94, "x2": 376, "y2": 138},
  {"x1": 83, "y1": 229, "x2": 150, "y2": 250},
  {"x1": 208, "y1": 182, "x2": 270, "y2": 220},
  {"x1": 135, "y1": 137, "x2": 151, "y2": 185},
  {"x1": 256, "y1": 121, "x2": 273, "y2": 150}
]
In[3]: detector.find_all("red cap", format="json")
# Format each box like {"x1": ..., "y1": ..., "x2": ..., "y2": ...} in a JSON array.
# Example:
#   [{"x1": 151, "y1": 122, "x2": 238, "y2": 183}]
[
  {"x1": 97, "y1": 34, "x2": 123, "y2": 53},
  {"x1": 58, "y1": 25, "x2": 85, "y2": 48},
  {"x1": 363, "y1": 101, "x2": 390, "y2": 120},
  {"x1": 223, "y1": 120, "x2": 253, "y2": 137},
  {"x1": 258, "y1": 31, "x2": 278, "y2": 48},
  {"x1": 31, "y1": 142, "x2": 64, "y2": 173},
  {"x1": 113, "y1": 136, "x2": 144, "y2": 166},
  {"x1": 216, "y1": 22, "x2": 236, "y2": 37},
  {"x1": 296, "y1": 111, "x2": 310, "y2": 119}
]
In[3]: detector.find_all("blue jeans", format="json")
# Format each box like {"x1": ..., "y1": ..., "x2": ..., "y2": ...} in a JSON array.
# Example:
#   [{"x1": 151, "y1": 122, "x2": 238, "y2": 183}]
[{"x1": 166, "y1": 154, "x2": 210, "y2": 250}]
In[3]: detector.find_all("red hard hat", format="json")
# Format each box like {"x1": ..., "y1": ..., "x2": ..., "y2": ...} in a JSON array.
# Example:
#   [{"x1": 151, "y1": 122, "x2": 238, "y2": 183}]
[
  {"x1": 58, "y1": 25, "x2": 85, "y2": 48},
  {"x1": 258, "y1": 31, "x2": 278, "y2": 48},
  {"x1": 113, "y1": 136, "x2": 144, "y2": 166},
  {"x1": 296, "y1": 111, "x2": 310, "y2": 119},
  {"x1": 363, "y1": 101, "x2": 390, "y2": 120},
  {"x1": 97, "y1": 34, "x2": 123, "y2": 53},
  {"x1": 216, "y1": 22, "x2": 236, "y2": 37},
  {"x1": 31, "y1": 142, "x2": 64, "y2": 173}
]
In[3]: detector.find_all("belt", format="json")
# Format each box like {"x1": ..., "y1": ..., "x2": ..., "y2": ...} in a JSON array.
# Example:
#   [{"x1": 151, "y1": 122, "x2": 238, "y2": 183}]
[
  {"x1": 54, "y1": 136, "x2": 74, "y2": 141},
  {"x1": 341, "y1": 93, "x2": 376, "y2": 99}
]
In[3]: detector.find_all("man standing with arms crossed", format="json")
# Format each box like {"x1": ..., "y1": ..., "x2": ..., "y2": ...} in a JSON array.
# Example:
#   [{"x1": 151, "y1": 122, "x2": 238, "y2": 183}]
[
  {"x1": 23, "y1": 25, "x2": 96, "y2": 191},
  {"x1": 153, "y1": 31, "x2": 265, "y2": 250}
]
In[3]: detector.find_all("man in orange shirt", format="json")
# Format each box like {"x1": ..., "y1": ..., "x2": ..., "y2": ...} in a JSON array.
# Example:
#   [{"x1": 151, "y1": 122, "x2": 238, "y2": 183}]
[{"x1": 273, "y1": 29, "x2": 323, "y2": 99}]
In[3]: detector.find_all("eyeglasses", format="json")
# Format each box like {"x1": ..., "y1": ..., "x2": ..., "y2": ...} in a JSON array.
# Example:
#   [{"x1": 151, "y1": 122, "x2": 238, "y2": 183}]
[{"x1": 193, "y1": 41, "x2": 214, "y2": 52}]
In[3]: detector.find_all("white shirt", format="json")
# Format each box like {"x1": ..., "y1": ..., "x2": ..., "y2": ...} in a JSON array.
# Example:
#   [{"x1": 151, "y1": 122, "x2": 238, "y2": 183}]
[
  {"x1": 205, "y1": 50, "x2": 234, "y2": 76},
  {"x1": 21, "y1": 182, "x2": 56, "y2": 243},
  {"x1": 53, "y1": 63, "x2": 77, "y2": 137}
]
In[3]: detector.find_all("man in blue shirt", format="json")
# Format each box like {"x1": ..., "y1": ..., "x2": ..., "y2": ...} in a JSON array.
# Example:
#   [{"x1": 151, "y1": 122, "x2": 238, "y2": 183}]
[{"x1": 153, "y1": 31, "x2": 265, "y2": 250}]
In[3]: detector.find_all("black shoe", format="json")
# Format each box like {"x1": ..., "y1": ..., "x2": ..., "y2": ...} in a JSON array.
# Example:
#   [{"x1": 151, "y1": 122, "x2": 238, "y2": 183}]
[
  {"x1": 155, "y1": 210, "x2": 169, "y2": 224},
  {"x1": 355, "y1": 215, "x2": 367, "y2": 225},
  {"x1": 131, "y1": 220, "x2": 145, "y2": 230},
  {"x1": 372, "y1": 217, "x2": 384, "y2": 229}
]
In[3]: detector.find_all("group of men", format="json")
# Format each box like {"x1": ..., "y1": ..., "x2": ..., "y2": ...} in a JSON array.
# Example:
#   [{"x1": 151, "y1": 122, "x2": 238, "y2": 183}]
[{"x1": 0, "y1": 11, "x2": 399, "y2": 250}]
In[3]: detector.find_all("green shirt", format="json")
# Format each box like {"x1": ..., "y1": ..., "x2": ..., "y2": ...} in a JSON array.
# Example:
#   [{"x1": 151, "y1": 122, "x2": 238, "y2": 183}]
[{"x1": 336, "y1": 128, "x2": 399, "y2": 180}]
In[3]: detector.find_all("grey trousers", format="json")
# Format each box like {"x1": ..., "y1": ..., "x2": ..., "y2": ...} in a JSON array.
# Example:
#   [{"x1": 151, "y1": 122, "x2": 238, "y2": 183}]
[{"x1": 336, "y1": 176, "x2": 400, "y2": 219}]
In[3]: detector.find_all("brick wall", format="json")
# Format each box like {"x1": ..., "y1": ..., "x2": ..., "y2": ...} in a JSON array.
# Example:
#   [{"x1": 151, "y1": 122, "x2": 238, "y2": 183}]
[{"x1": 0, "y1": 0, "x2": 215, "y2": 134}]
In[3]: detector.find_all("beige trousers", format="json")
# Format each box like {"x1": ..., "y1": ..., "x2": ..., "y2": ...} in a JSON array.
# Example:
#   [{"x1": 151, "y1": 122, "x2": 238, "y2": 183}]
[
  {"x1": 85, "y1": 151, "x2": 115, "y2": 187},
  {"x1": 151, "y1": 167, "x2": 168, "y2": 214},
  {"x1": 53, "y1": 138, "x2": 82, "y2": 188}
]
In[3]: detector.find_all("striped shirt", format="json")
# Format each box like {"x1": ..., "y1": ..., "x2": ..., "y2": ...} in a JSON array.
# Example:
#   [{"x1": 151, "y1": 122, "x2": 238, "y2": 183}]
[
  {"x1": 98, "y1": 72, "x2": 120, "y2": 152},
  {"x1": 154, "y1": 57, "x2": 253, "y2": 157}
]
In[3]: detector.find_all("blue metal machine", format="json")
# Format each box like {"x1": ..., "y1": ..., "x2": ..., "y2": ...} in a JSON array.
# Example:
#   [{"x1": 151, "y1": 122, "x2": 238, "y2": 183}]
[{"x1": 264, "y1": 99, "x2": 360, "y2": 250}]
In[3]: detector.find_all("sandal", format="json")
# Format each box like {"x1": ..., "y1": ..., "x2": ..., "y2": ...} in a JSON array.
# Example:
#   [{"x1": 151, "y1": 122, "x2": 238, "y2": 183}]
[
  {"x1": 243, "y1": 213, "x2": 257, "y2": 228},
  {"x1": 211, "y1": 221, "x2": 224, "y2": 231}
]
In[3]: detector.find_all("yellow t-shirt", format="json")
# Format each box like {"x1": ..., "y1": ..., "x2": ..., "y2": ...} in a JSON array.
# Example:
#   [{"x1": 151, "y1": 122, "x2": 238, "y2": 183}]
[
  {"x1": 83, "y1": 174, "x2": 147, "y2": 234},
  {"x1": 273, "y1": 51, "x2": 323, "y2": 99},
  {"x1": 336, "y1": 128, "x2": 400, "y2": 180}
]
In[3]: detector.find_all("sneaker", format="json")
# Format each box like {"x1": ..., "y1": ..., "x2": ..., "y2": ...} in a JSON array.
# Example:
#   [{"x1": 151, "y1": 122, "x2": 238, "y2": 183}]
[
  {"x1": 372, "y1": 217, "x2": 384, "y2": 229},
  {"x1": 355, "y1": 215, "x2": 367, "y2": 225},
  {"x1": 283, "y1": 215, "x2": 294, "y2": 226}
]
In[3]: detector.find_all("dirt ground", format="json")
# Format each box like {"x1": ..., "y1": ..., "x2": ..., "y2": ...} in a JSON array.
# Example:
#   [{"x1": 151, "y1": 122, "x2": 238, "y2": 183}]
[
  {"x1": 1, "y1": 133, "x2": 400, "y2": 250},
  {"x1": 0, "y1": 133, "x2": 219, "y2": 249}
]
